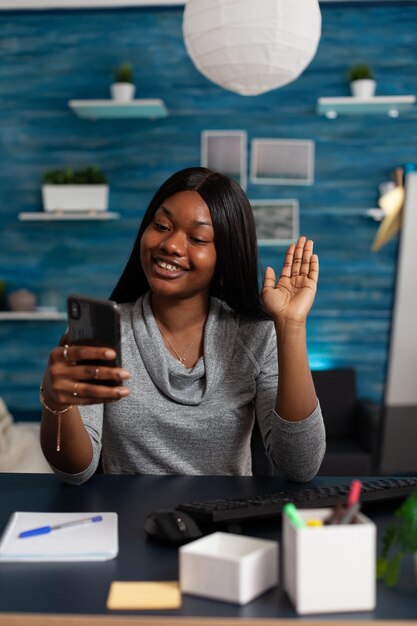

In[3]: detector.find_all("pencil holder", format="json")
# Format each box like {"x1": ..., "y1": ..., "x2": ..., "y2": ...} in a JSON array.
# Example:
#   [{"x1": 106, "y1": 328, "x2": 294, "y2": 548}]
[{"x1": 283, "y1": 507, "x2": 376, "y2": 614}]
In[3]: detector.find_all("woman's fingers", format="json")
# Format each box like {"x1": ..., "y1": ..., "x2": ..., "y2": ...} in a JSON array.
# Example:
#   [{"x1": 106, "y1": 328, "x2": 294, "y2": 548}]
[
  {"x1": 52, "y1": 379, "x2": 129, "y2": 405},
  {"x1": 54, "y1": 345, "x2": 117, "y2": 364},
  {"x1": 49, "y1": 355, "x2": 130, "y2": 385},
  {"x1": 50, "y1": 345, "x2": 117, "y2": 368},
  {"x1": 267, "y1": 237, "x2": 318, "y2": 285},
  {"x1": 56, "y1": 364, "x2": 130, "y2": 384},
  {"x1": 299, "y1": 239, "x2": 314, "y2": 277},
  {"x1": 280, "y1": 242, "x2": 295, "y2": 279},
  {"x1": 47, "y1": 344, "x2": 131, "y2": 406},
  {"x1": 309, "y1": 253, "x2": 319, "y2": 283},
  {"x1": 263, "y1": 266, "x2": 277, "y2": 289},
  {"x1": 291, "y1": 236, "x2": 307, "y2": 277},
  {"x1": 283, "y1": 237, "x2": 315, "y2": 278}
]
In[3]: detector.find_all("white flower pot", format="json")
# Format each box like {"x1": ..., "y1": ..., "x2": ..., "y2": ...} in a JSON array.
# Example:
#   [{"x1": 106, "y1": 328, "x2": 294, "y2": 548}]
[
  {"x1": 350, "y1": 79, "x2": 376, "y2": 99},
  {"x1": 42, "y1": 185, "x2": 109, "y2": 212},
  {"x1": 110, "y1": 82, "x2": 136, "y2": 102}
]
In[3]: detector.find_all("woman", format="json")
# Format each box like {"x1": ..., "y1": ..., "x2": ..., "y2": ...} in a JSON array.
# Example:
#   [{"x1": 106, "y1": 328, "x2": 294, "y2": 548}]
[{"x1": 40, "y1": 167, "x2": 325, "y2": 483}]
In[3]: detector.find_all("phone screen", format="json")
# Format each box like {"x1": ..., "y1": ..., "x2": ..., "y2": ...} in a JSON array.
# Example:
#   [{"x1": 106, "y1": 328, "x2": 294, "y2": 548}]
[{"x1": 67, "y1": 295, "x2": 122, "y2": 386}]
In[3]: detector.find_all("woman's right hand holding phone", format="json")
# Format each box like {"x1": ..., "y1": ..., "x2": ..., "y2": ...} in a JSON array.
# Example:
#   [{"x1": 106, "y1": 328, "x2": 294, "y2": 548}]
[{"x1": 42, "y1": 343, "x2": 131, "y2": 410}]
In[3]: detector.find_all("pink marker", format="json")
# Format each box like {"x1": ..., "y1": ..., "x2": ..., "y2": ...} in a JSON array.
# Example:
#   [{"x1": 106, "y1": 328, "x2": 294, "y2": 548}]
[{"x1": 347, "y1": 480, "x2": 362, "y2": 507}]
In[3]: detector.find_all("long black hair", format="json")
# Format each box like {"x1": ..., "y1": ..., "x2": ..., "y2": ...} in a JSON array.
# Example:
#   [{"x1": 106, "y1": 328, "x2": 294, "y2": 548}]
[{"x1": 110, "y1": 167, "x2": 267, "y2": 318}]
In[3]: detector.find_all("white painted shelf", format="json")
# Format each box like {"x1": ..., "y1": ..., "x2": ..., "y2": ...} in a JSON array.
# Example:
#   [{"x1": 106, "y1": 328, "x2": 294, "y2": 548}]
[
  {"x1": 18, "y1": 212, "x2": 120, "y2": 221},
  {"x1": 0, "y1": 311, "x2": 66, "y2": 321},
  {"x1": 317, "y1": 95, "x2": 416, "y2": 118},
  {"x1": 68, "y1": 99, "x2": 168, "y2": 119}
]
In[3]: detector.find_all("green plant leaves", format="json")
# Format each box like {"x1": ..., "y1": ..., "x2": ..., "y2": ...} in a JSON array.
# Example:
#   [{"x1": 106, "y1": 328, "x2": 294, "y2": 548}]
[
  {"x1": 43, "y1": 166, "x2": 107, "y2": 185},
  {"x1": 395, "y1": 493, "x2": 417, "y2": 553},
  {"x1": 377, "y1": 554, "x2": 402, "y2": 587},
  {"x1": 347, "y1": 63, "x2": 373, "y2": 81},
  {"x1": 113, "y1": 62, "x2": 134, "y2": 84},
  {"x1": 377, "y1": 492, "x2": 417, "y2": 587}
]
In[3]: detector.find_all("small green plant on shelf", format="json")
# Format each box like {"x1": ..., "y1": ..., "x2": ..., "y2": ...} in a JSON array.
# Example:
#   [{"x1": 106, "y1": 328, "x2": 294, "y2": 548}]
[
  {"x1": 377, "y1": 492, "x2": 417, "y2": 587},
  {"x1": 347, "y1": 63, "x2": 374, "y2": 82},
  {"x1": 113, "y1": 62, "x2": 134, "y2": 84},
  {"x1": 43, "y1": 166, "x2": 107, "y2": 185}
]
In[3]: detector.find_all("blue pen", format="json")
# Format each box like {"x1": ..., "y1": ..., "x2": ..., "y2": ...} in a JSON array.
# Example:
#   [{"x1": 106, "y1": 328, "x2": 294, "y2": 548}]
[{"x1": 18, "y1": 515, "x2": 103, "y2": 539}]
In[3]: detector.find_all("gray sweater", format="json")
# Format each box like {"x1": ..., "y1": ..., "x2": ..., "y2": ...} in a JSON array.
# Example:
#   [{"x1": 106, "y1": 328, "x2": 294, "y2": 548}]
[{"x1": 53, "y1": 292, "x2": 325, "y2": 484}]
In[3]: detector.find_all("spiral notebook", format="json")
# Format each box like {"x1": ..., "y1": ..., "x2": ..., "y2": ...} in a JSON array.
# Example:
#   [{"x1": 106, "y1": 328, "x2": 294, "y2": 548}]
[{"x1": 0, "y1": 511, "x2": 118, "y2": 562}]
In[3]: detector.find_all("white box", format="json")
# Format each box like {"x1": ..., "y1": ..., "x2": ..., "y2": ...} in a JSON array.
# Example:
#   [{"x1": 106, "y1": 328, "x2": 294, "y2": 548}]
[
  {"x1": 180, "y1": 532, "x2": 278, "y2": 605},
  {"x1": 42, "y1": 184, "x2": 109, "y2": 212},
  {"x1": 283, "y1": 508, "x2": 376, "y2": 615}
]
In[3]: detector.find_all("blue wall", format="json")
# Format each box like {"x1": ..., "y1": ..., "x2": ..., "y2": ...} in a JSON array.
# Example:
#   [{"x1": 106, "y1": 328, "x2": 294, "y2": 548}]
[{"x1": 1, "y1": 3, "x2": 417, "y2": 410}]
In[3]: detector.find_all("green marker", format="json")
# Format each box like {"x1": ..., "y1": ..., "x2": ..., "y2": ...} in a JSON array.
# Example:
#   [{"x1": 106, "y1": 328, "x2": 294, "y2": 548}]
[{"x1": 283, "y1": 503, "x2": 305, "y2": 529}]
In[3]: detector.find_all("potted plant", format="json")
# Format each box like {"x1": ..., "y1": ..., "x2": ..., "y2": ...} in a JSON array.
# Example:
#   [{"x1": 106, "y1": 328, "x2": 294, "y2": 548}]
[
  {"x1": 348, "y1": 63, "x2": 376, "y2": 98},
  {"x1": 110, "y1": 62, "x2": 135, "y2": 102},
  {"x1": 377, "y1": 492, "x2": 417, "y2": 587},
  {"x1": 42, "y1": 166, "x2": 109, "y2": 213}
]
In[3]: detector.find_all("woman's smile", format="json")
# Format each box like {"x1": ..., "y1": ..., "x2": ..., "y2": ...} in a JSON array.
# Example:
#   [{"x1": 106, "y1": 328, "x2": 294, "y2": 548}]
[{"x1": 152, "y1": 255, "x2": 190, "y2": 279}]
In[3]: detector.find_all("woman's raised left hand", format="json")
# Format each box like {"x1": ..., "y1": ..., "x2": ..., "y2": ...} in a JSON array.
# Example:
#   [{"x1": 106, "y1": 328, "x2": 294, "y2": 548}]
[{"x1": 261, "y1": 237, "x2": 319, "y2": 326}]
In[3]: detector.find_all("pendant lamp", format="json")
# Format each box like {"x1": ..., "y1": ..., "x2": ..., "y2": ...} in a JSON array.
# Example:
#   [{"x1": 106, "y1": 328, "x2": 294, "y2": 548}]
[{"x1": 183, "y1": 0, "x2": 322, "y2": 96}]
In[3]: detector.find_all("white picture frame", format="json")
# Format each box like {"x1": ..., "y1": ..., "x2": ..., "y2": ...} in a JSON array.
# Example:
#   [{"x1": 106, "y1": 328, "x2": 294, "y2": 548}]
[
  {"x1": 250, "y1": 199, "x2": 299, "y2": 246},
  {"x1": 201, "y1": 130, "x2": 247, "y2": 190},
  {"x1": 250, "y1": 139, "x2": 315, "y2": 186}
]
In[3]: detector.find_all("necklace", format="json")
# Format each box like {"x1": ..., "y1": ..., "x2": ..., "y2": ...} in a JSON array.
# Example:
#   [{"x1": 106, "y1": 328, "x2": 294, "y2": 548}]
[{"x1": 158, "y1": 327, "x2": 198, "y2": 367}]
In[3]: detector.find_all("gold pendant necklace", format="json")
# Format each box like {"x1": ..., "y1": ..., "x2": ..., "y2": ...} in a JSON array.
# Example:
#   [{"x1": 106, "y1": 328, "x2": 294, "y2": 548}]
[{"x1": 158, "y1": 327, "x2": 197, "y2": 367}]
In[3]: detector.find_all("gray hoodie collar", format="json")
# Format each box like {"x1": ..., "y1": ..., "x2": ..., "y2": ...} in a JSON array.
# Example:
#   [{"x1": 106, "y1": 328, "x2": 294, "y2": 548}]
[{"x1": 132, "y1": 291, "x2": 238, "y2": 405}]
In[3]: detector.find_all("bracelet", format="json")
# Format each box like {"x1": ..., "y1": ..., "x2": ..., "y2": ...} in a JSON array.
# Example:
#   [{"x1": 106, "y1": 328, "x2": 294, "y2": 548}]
[
  {"x1": 39, "y1": 385, "x2": 74, "y2": 452},
  {"x1": 39, "y1": 385, "x2": 73, "y2": 416}
]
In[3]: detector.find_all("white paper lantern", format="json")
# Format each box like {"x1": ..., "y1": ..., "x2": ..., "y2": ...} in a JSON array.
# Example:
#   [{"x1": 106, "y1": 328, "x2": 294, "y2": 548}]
[{"x1": 183, "y1": 0, "x2": 322, "y2": 96}]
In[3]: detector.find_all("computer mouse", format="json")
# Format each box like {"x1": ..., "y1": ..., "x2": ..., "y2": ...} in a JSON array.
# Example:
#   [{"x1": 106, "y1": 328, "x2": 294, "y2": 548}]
[{"x1": 144, "y1": 509, "x2": 203, "y2": 546}]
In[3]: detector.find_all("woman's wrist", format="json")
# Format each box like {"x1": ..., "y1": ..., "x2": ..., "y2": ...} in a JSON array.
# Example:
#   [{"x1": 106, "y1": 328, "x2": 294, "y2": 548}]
[
  {"x1": 273, "y1": 316, "x2": 307, "y2": 340},
  {"x1": 40, "y1": 383, "x2": 73, "y2": 415},
  {"x1": 40, "y1": 385, "x2": 74, "y2": 453}
]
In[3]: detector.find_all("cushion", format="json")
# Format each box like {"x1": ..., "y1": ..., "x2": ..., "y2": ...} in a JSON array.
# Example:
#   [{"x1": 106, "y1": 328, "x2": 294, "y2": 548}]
[{"x1": 0, "y1": 397, "x2": 52, "y2": 473}]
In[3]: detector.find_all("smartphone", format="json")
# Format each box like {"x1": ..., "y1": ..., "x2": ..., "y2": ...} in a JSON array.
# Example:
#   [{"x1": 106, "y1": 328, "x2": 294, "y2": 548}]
[{"x1": 67, "y1": 294, "x2": 122, "y2": 386}]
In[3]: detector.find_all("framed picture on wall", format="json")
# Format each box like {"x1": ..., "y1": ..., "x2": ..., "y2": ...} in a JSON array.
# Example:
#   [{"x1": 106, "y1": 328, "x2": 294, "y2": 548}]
[
  {"x1": 250, "y1": 139, "x2": 314, "y2": 185},
  {"x1": 250, "y1": 199, "x2": 299, "y2": 246},
  {"x1": 201, "y1": 130, "x2": 247, "y2": 190}
]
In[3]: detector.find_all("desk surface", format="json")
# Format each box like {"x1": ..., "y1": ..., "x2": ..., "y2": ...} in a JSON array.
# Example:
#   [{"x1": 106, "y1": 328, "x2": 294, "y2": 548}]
[{"x1": 0, "y1": 473, "x2": 416, "y2": 625}]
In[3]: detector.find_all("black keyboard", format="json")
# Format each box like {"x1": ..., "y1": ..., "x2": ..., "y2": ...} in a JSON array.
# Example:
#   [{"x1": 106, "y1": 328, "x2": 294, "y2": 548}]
[{"x1": 176, "y1": 477, "x2": 417, "y2": 524}]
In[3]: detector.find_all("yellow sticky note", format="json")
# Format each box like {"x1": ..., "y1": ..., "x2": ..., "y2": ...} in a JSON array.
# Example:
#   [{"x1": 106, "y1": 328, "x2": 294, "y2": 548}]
[{"x1": 107, "y1": 581, "x2": 181, "y2": 610}]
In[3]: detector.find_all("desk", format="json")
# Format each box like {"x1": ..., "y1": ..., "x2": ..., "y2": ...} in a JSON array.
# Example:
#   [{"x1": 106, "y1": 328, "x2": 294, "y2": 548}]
[{"x1": 0, "y1": 473, "x2": 416, "y2": 625}]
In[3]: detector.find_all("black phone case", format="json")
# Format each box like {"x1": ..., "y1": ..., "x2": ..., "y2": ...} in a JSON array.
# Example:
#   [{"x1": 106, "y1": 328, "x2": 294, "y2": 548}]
[{"x1": 67, "y1": 295, "x2": 121, "y2": 386}]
